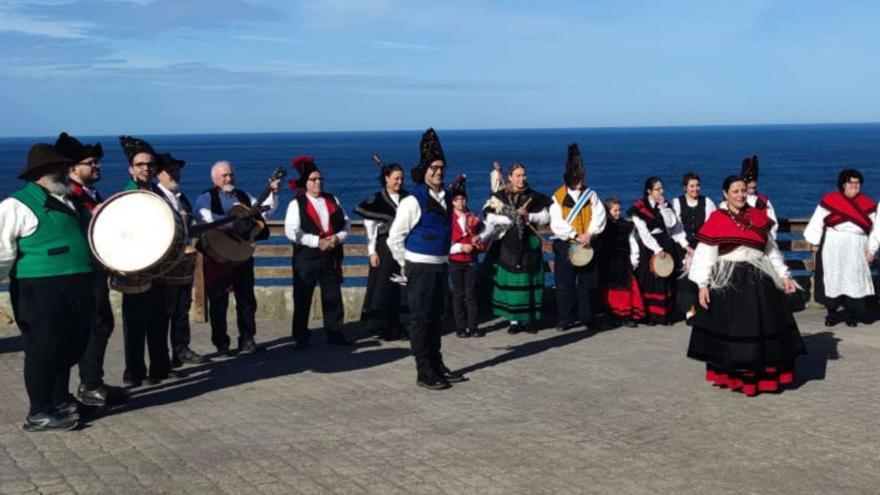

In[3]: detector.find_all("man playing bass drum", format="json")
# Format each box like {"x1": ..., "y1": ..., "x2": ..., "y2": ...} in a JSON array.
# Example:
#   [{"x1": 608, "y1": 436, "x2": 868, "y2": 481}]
[{"x1": 193, "y1": 161, "x2": 280, "y2": 355}]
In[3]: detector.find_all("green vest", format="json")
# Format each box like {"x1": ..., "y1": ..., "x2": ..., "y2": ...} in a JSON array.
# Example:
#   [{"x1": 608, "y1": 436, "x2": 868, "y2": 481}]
[{"x1": 10, "y1": 182, "x2": 94, "y2": 279}]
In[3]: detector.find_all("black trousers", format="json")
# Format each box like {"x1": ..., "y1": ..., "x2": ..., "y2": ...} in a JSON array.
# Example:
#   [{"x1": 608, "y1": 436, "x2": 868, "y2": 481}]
[
  {"x1": 449, "y1": 261, "x2": 478, "y2": 331},
  {"x1": 553, "y1": 240, "x2": 597, "y2": 324},
  {"x1": 16, "y1": 274, "x2": 93, "y2": 415},
  {"x1": 208, "y1": 258, "x2": 257, "y2": 349},
  {"x1": 406, "y1": 262, "x2": 447, "y2": 377},
  {"x1": 292, "y1": 256, "x2": 344, "y2": 343},
  {"x1": 78, "y1": 271, "x2": 115, "y2": 389},
  {"x1": 165, "y1": 283, "x2": 193, "y2": 356},
  {"x1": 123, "y1": 282, "x2": 169, "y2": 381}
]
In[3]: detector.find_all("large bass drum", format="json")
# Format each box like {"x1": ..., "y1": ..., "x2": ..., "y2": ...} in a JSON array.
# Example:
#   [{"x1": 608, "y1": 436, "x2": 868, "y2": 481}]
[{"x1": 89, "y1": 190, "x2": 187, "y2": 292}]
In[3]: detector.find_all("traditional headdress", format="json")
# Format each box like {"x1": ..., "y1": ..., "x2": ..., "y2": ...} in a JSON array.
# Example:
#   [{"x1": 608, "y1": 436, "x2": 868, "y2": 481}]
[
  {"x1": 564, "y1": 143, "x2": 585, "y2": 188},
  {"x1": 118, "y1": 135, "x2": 156, "y2": 164},
  {"x1": 411, "y1": 128, "x2": 445, "y2": 184},
  {"x1": 156, "y1": 152, "x2": 186, "y2": 173},
  {"x1": 740, "y1": 155, "x2": 759, "y2": 182},
  {"x1": 18, "y1": 143, "x2": 74, "y2": 180},
  {"x1": 449, "y1": 174, "x2": 467, "y2": 199},
  {"x1": 55, "y1": 132, "x2": 103, "y2": 163},
  {"x1": 290, "y1": 155, "x2": 320, "y2": 192}
]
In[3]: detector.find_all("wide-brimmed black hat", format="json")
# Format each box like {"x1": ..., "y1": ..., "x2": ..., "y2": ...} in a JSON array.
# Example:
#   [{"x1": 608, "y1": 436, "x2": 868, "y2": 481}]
[
  {"x1": 119, "y1": 135, "x2": 156, "y2": 163},
  {"x1": 564, "y1": 143, "x2": 585, "y2": 188},
  {"x1": 156, "y1": 152, "x2": 186, "y2": 173},
  {"x1": 411, "y1": 128, "x2": 446, "y2": 184},
  {"x1": 55, "y1": 132, "x2": 103, "y2": 163},
  {"x1": 290, "y1": 155, "x2": 320, "y2": 191},
  {"x1": 18, "y1": 143, "x2": 74, "y2": 180},
  {"x1": 741, "y1": 155, "x2": 759, "y2": 182},
  {"x1": 449, "y1": 174, "x2": 467, "y2": 199}
]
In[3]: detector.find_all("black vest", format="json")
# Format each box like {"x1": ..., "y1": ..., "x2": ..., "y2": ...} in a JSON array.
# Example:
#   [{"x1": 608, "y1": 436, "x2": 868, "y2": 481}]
[
  {"x1": 203, "y1": 187, "x2": 269, "y2": 240},
  {"x1": 293, "y1": 193, "x2": 347, "y2": 262},
  {"x1": 677, "y1": 195, "x2": 706, "y2": 248}
]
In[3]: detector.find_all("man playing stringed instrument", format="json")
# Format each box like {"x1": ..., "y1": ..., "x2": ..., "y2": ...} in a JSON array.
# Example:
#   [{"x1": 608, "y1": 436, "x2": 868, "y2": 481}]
[{"x1": 193, "y1": 161, "x2": 280, "y2": 355}]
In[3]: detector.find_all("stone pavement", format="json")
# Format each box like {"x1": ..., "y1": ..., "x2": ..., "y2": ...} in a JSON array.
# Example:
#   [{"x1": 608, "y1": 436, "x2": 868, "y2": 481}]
[{"x1": 0, "y1": 310, "x2": 878, "y2": 495}]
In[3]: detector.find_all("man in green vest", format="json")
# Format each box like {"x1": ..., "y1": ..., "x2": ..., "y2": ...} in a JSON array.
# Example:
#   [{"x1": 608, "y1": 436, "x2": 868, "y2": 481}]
[
  {"x1": 0, "y1": 143, "x2": 95, "y2": 432},
  {"x1": 117, "y1": 135, "x2": 171, "y2": 387}
]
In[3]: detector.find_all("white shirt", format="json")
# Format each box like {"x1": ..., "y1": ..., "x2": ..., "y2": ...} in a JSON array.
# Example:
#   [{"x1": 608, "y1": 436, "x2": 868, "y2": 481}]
[
  {"x1": 631, "y1": 199, "x2": 688, "y2": 254},
  {"x1": 688, "y1": 240, "x2": 789, "y2": 288},
  {"x1": 0, "y1": 193, "x2": 77, "y2": 280},
  {"x1": 549, "y1": 188, "x2": 606, "y2": 241},
  {"x1": 156, "y1": 183, "x2": 184, "y2": 214},
  {"x1": 387, "y1": 187, "x2": 448, "y2": 265},
  {"x1": 284, "y1": 194, "x2": 350, "y2": 248},
  {"x1": 490, "y1": 169, "x2": 504, "y2": 193},
  {"x1": 363, "y1": 192, "x2": 400, "y2": 256},
  {"x1": 193, "y1": 188, "x2": 278, "y2": 227}
]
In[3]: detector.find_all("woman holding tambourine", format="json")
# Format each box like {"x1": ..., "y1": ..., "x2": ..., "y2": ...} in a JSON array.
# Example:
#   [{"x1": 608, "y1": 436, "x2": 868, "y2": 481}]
[{"x1": 629, "y1": 177, "x2": 690, "y2": 325}]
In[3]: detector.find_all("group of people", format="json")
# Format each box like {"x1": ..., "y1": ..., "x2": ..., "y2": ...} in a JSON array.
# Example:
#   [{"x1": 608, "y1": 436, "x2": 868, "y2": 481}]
[{"x1": 0, "y1": 126, "x2": 872, "y2": 431}]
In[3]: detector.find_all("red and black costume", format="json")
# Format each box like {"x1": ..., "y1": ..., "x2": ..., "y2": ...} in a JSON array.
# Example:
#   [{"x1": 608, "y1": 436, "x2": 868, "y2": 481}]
[
  {"x1": 629, "y1": 199, "x2": 682, "y2": 324},
  {"x1": 597, "y1": 217, "x2": 644, "y2": 323}
]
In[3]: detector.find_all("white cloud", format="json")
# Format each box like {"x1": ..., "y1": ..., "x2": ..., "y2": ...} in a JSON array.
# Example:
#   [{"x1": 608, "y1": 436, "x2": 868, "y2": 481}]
[{"x1": 0, "y1": 5, "x2": 91, "y2": 38}]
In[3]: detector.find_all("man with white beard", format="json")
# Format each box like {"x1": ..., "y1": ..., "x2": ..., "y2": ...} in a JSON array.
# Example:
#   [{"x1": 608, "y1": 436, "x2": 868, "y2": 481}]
[
  {"x1": 0, "y1": 143, "x2": 94, "y2": 431},
  {"x1": 193, "y1": 161, "x2": 279, "y2": 355}
]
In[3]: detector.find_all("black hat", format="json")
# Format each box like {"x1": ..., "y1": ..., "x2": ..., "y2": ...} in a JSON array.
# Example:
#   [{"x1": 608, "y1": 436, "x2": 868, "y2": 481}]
[
  {"x1": 156, "y1": 152, "x2": 185, "y2": 173},
  {"x1": 55, "y1": 132, "x2": 103, "y2": 163},
  {"x1": 411, "y1": 128, "x2": 445, "y2": 184},
  {"x1": 741, "y1": 155, "x2": 759, "y2": 182},
  {"x1": 449, "y1": 174, "x2": 467, "y2": 199},
  {"x1": 564, "y1": 143, "x2": 585, "y2": 188},
  {"x1": 18, "y1": 143, "x2": 74, "y2": 180},
  {"x1": 119, "y1": 135, "x2": 156, "y2": 163},
  {"x1": 290, "y1": 155, "x2": 320, "y2": 191}
]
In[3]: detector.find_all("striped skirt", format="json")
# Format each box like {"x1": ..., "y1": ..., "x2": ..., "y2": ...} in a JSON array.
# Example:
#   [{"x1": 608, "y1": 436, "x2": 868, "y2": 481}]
[{"x1": 492, "y1": 264, "x2": 544, "y2": 323}]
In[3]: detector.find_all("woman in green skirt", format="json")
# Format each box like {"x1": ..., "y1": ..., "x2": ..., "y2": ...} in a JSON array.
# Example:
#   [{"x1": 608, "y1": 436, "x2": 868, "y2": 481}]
[{"x1": 483, "y1": 163, "x2": 552, "y2": 333}]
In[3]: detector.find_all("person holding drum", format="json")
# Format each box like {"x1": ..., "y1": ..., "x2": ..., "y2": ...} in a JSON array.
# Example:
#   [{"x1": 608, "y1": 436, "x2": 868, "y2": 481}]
[
  {"x1": 154, "y1": 152, "x2": 207, "y2": 366},
  {"x1": 805, "y1": 169, "x2": 876, "y2": 327},
  {"x1": 549, "y1": 143, "x2": 606, "y2": 332},
  {"x1": 285, "y1": 155, "x2": 353, "y2": 350},
  {"x1": 354, "y1": 158, "x2": 410, "y2": 341},
  {"x1": 387, "y1": 128, "x2": 467, "y2": 389},
  {"x1": 597, "y1": 197, "x2": 644, "y2": 327},
  {"x1": 118, "y1": 135, "x2": 173, "y2": 386},
  {"x1": 740, "y1": 155, "x2": 779, "y2": 239},
  {"x1": 687, "y1": 175, "x2": 804, "y2": 397},
  {"x1": 56, "y1": 132, "x2": 128, "y2": 407},
  {"x1": 671, "y1": 172, "x2": 716, "y2": 324},
  {"x1": 0, "y1": 143, "x2": 93, "y2": 431},
  {"x1": 484, "y1": 162, "x2": 552, "y2": 334},
  {"x1": 629, "y1": 177, "x2": 689, "y2": 325},
  {"x1": 193, "y1": 160, "x2": 280, "y2": 355}
]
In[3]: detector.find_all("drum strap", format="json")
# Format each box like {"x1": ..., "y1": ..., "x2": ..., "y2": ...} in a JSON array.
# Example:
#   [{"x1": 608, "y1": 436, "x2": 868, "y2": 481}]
[{"x1": 565, "y1": 188, "x2": 593, "y2": 225}]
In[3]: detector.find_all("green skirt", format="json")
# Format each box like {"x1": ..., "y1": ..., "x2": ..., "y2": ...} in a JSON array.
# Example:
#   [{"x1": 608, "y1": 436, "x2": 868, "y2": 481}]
[{"x1": 492, "y1": 264, "x2": 545, "y2": 322}]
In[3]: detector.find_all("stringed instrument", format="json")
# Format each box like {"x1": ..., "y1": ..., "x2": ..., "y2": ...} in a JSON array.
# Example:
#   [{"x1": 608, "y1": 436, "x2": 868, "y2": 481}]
[{"x1": 198, "y1": 168, "x2": 286, "y2": 266}]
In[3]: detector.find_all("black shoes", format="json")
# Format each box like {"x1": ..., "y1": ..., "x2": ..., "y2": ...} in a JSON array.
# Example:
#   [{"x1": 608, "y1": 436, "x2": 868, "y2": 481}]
[
  {"x1": 556, "y1": 321, "x2": 576, "y2": 332},
  {"x1": 238, "y1": 338, "x2": 263, "y2": 355},
  {"x1": 78, "y1": 384, "x2": 129, "y2": 407},
  {"x1": 417, "y1": 374, "x2": 451, "y2": 390},
  {"x1": 53, "y1": 397, "x2": 81, "y2": 422},
  {"x1": 24, "y1": 412, "x2": 78, "y2": 432},
  {"x1": 507, "y1": 322, "x2": 522, "y2": 334},
  {"x1": 456, "y1": 328, "x2": 470, "y2": 338},
  {"x1": 215, "y1": 342, "x2": 235, "y2": 356},
  {"x1": 172, "y1": 348, "x2": 208, "y2": 368},
  {"x1": 471, "y1": 328, "x2": 485, "y2": 338},
  {"x1": 436, "y1": 366, "x2": 468, "y2": 383}
]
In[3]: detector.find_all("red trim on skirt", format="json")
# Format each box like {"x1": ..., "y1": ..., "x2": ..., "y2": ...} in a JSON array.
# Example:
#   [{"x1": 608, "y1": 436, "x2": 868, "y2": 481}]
[
  {"x1": 705, "y1": 364, "x2": 795, "y2": 397},
  {"x1": 604, "y1": 275, "x2": 645, "y2": 319}
]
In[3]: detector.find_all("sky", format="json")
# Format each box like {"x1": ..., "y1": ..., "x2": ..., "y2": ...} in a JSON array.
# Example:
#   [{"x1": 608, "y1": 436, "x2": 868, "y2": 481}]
[{"x1": 1, "y1": 0, "x2": 879, "y2": 136}]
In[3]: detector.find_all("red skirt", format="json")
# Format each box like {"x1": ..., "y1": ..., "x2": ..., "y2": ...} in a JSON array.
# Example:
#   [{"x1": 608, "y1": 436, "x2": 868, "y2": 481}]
[
  {"x1": 705, "y1": 363, "x2": 795, "y2": 397},
  {"x1": 603, "y1": 275, "x2": 645, "y2": 320}
]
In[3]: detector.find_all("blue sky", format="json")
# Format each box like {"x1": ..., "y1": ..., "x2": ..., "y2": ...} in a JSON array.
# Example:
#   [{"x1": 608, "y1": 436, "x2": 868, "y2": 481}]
[{"x1": 1, "y1": 0, "x2": 878, "y2": 136}]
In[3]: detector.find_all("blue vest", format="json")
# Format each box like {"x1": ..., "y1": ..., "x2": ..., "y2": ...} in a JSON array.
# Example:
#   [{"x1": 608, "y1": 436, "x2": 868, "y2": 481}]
[{"x1": 404, "y1": 185, "x2": 451, "y2": 257}]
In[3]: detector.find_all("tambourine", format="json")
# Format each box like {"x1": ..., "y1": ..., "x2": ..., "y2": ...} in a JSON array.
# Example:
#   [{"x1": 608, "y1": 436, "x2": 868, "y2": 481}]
[
  {"x1": 568, "y1": 243, "x2": 594, "y2": 267},
  {"x1": 650, "y1": 253, "x2": 675, "y2": 278}
]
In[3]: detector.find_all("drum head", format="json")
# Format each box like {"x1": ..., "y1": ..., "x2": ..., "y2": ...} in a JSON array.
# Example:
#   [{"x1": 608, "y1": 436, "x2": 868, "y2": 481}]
[
  {"x1": 651, "y1": 254, "x2": 675, "y2": 278},
  {"x1": 568, "y1": 244, "x2": 594, "y2": 267},
  {"x1": 90, "y1": 191, "x2": 177, "y2": 273}
]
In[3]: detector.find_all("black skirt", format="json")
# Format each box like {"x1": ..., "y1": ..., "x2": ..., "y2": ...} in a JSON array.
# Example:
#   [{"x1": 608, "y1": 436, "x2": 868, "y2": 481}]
[
  {"x1": 361, "y1": 233, "x2": 406, "y2": 319},
  {"x1": 687, "y1": 262, "x2": 806, "y2": 371},
  {"x1": 634, "y1": 230, "x2": 680, "y2": 322}
]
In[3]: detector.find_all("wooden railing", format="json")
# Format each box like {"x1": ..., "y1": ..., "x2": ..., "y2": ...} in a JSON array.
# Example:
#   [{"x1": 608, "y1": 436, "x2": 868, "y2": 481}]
[{"x1": 187, "y1": 218, "x2": 813, "y2": 320}]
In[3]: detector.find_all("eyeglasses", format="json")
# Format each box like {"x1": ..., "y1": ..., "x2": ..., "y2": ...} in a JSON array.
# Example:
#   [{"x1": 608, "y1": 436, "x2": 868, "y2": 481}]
[
  {"x1": 308, "y1": 177, "x2": 323, "y2": 182},
  {"x1": 132, "y1": 162, "x2": 154, "y2": 169},
  {"x1": 77, "y1": 160, "x2": 100, "y2": 168},
  {"x1": 428, "y1": 165, "x2": 444, "y2": 173},
  {"x1": 846, "y1": 180, "x2": 862, "y2": 185}
]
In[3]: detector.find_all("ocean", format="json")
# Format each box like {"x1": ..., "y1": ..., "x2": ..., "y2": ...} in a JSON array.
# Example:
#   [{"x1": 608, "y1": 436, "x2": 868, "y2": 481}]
[{"x1": 2, "y1": 124, "x2": 880, "y2": 219}]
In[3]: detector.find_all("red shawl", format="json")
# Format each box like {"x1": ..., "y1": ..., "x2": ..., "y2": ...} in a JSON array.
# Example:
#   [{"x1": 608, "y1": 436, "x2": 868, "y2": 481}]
[
  {"x1": 630, "y1": 199, "x2": 656, "y2": 221},
  {"x1": 820, "y1": 191, "x2": 876, "y2": 234},
  {"x1": 694, "y1": 206, "x2": 774, "y2": 254}
]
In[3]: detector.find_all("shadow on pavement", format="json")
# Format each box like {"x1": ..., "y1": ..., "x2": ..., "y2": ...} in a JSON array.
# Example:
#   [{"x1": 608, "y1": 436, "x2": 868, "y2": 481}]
[
  {"x1": 0, "y1": 335, "x2": 22, "y2": 354},
  {"x1": 793, "y1": 331, "x2": 841, "y2": 388}
]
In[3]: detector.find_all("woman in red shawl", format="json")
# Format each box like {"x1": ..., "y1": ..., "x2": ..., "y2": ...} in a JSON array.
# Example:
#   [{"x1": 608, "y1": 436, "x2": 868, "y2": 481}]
[{"x1": 686, "y1": 175, "x2": 805, "y2": 397}]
